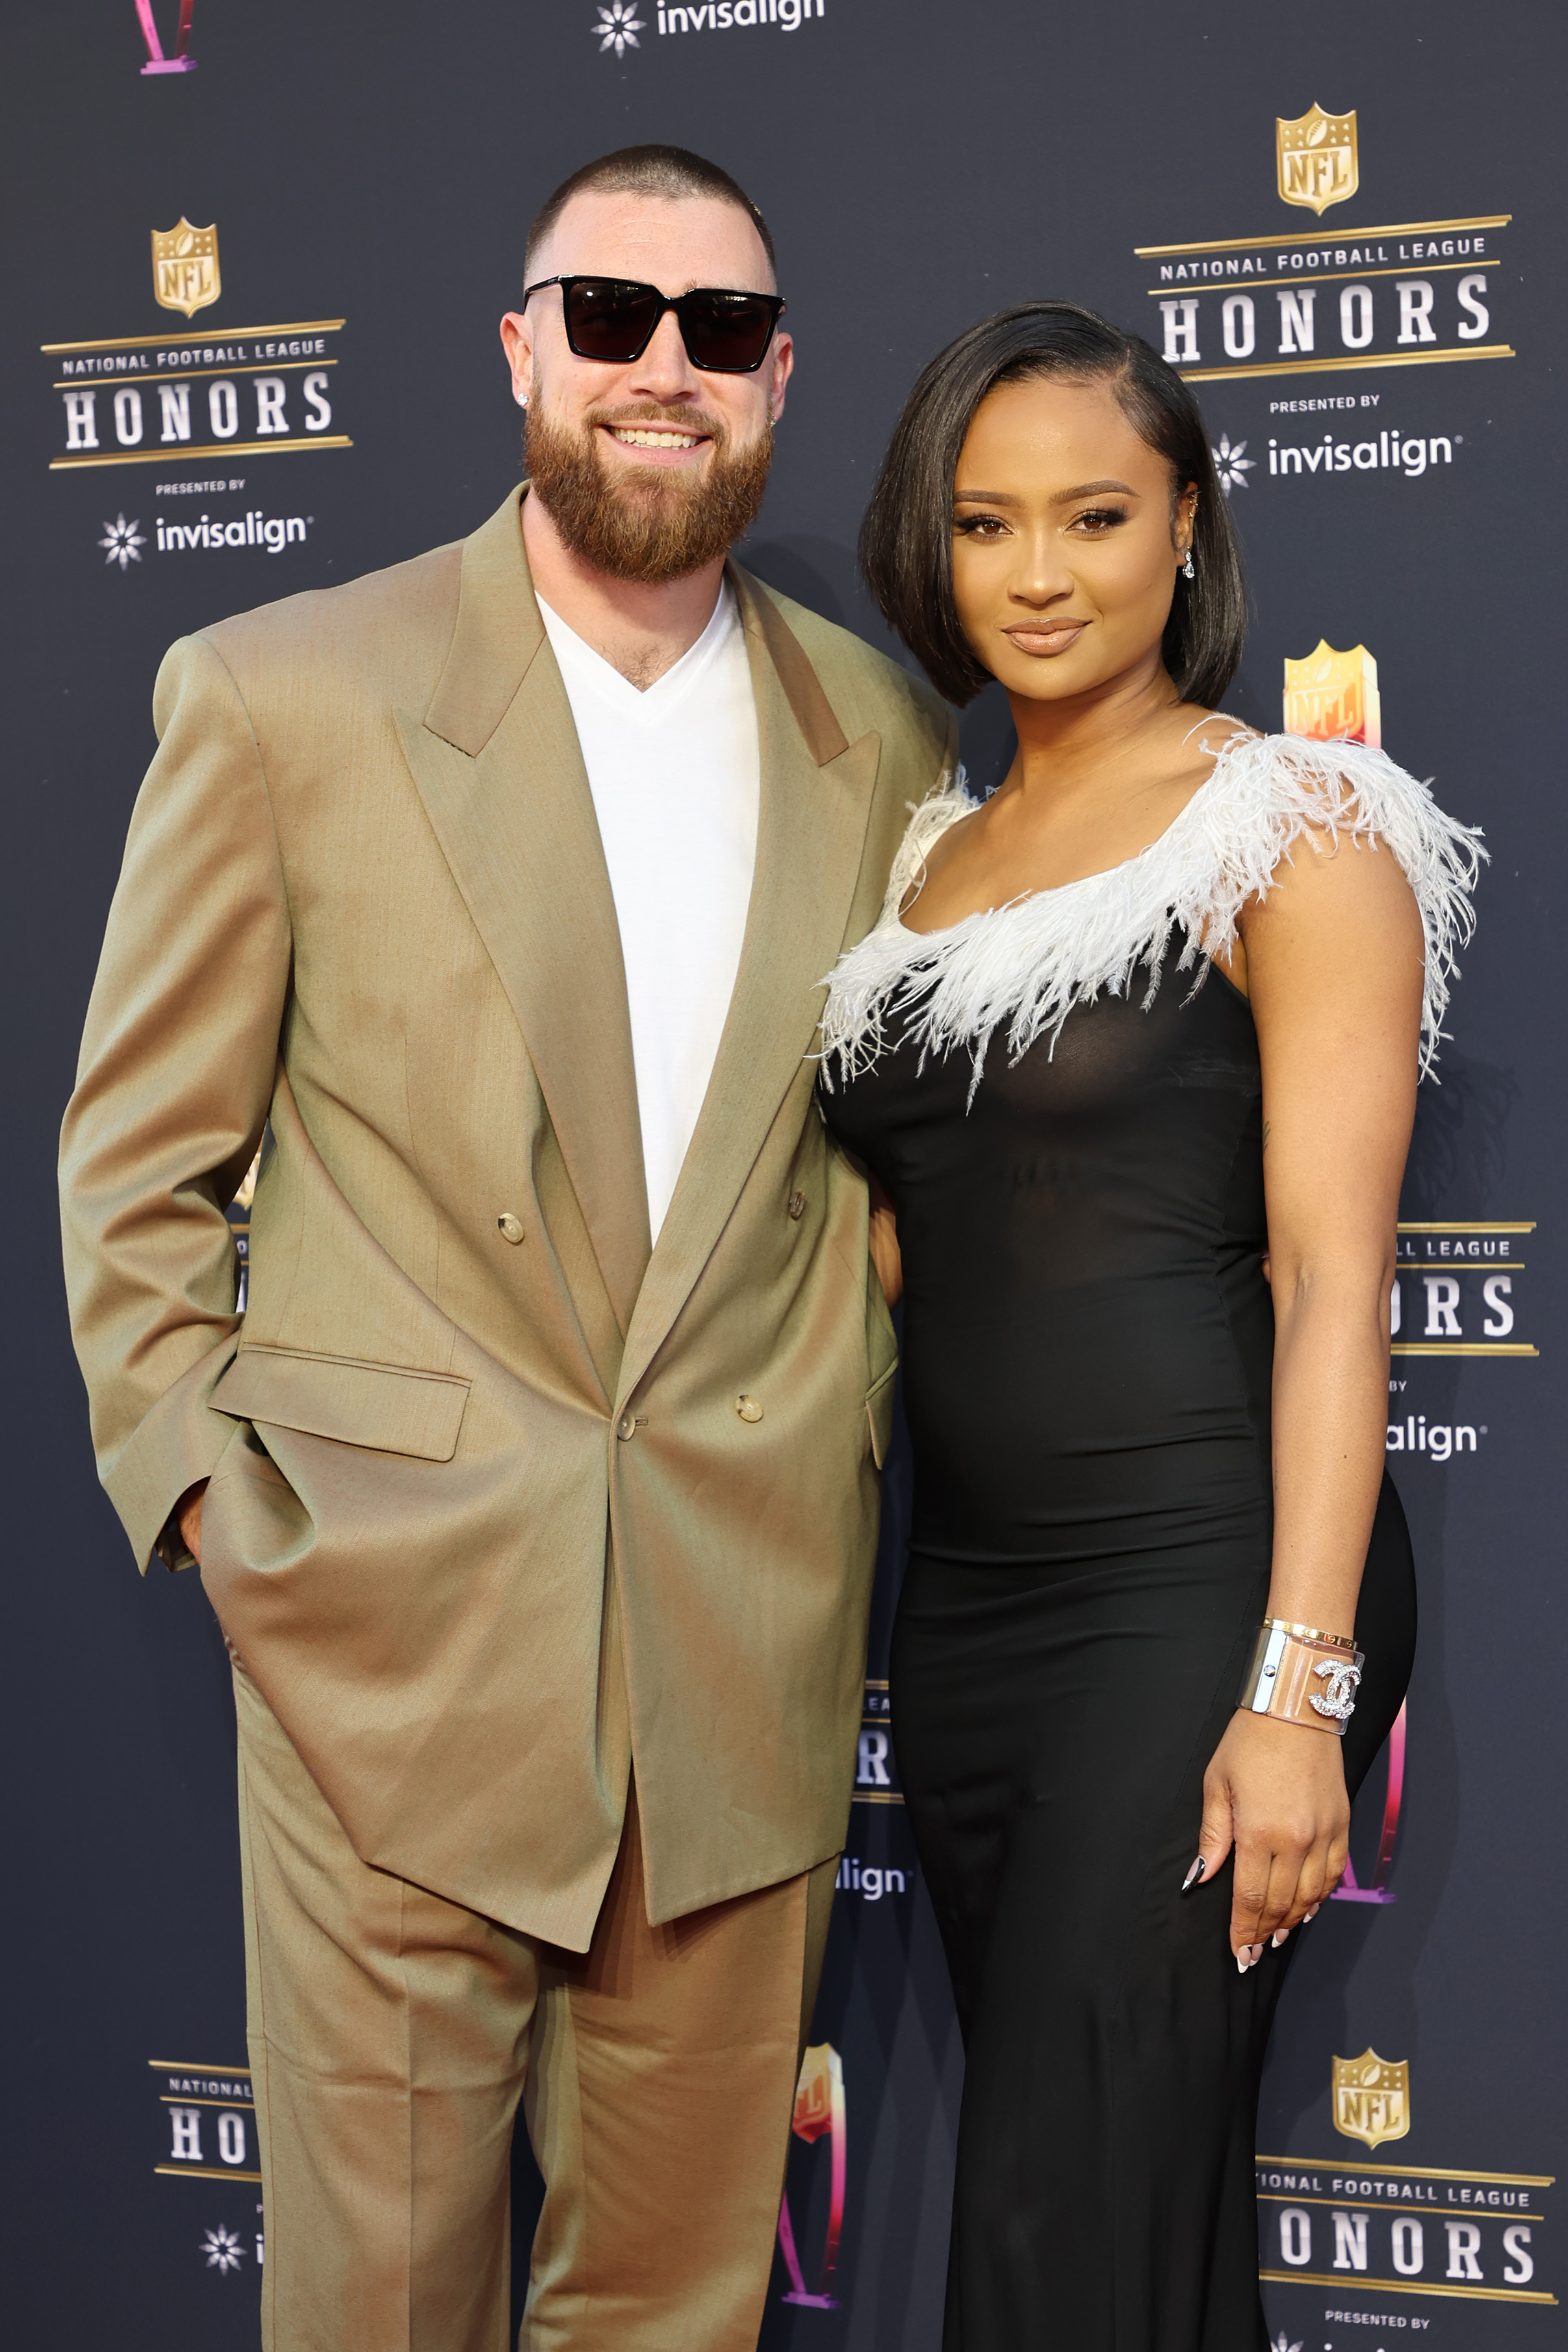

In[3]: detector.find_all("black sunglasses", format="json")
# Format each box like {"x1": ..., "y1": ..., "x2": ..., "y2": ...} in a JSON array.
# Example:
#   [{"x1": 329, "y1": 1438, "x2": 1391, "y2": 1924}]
[{"x1": 522, "y1": 275, "x2": 786, "y2": 374}]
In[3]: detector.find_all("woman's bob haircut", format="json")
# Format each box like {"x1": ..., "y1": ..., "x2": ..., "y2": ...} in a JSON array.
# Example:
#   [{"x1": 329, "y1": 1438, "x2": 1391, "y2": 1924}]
[{"x1": 859, "y1": 302, "x2": 1247, "y2": 711}]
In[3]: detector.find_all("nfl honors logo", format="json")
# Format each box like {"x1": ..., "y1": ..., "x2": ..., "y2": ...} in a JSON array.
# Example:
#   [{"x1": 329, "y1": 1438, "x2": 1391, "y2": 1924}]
[
  {"x1": 1277, "y1": 105, "x2": 1359, "y2": 214},
  {"x1": 1332, "y1": 2048, "x2": 1411, "y2": 2151},
  {"x1": 151, "y1": 218, "x2": 220, "y2": 318}
]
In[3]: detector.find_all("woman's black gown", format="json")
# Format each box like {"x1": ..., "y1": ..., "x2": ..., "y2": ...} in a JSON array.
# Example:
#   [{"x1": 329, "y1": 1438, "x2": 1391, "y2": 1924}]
[{"x1": 814, "y1": 735, "x2": 1477, "y2": 2351}]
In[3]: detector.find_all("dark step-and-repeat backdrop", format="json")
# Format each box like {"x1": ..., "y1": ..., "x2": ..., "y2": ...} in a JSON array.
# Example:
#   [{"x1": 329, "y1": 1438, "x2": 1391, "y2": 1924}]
[{"x1": 5, "y1": 5, "x2": 1562, "y2": 2347}]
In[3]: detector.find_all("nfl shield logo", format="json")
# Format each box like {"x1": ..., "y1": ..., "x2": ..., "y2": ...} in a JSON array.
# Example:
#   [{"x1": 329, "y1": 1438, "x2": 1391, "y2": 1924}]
[
  {"x1": 792, "y1": 2043, "x2": 842, "y2": 2145},
  {"x1": 151, "y1": 218, "x2": 220, "y2": 318},
  {"x1": 1277, "y1": 105, "x2": 1359, "y2": 215},
  {"x1": 1333, "y1": 2048, "x2": 1411, "y2": 2150},
  {"x1": 1283, "y1": 642, "x2": 1382, "y2": 749}
]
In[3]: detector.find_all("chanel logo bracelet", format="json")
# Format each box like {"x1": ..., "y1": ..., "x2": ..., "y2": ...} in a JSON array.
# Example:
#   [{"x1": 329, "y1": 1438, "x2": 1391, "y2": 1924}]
[{"x1": 1238, "y1": 1616, "x2": 1363, "y2": 1735}]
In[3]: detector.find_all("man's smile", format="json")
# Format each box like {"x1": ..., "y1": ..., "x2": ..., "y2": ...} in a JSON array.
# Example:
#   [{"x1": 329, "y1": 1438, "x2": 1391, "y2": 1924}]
[{"x1": 604, "y1": 423, "x2": 708, "y2": 458}]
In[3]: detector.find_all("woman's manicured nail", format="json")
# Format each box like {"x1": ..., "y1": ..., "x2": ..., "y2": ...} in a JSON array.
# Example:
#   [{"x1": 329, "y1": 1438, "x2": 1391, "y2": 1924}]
[
  {"x1": 1236, "y1": 1950, "x2": 1250, "y2": 1974},
  {"x1": 1272, "y1": 1928, "x2": 1290, "y2": 1948},
  {"x1": 1181, "y1": 1856, "x2": 1207, "y2": 1893},
  {"x1": 1304, "y1": 1903, "x2": 1320, "y2": 1922}
]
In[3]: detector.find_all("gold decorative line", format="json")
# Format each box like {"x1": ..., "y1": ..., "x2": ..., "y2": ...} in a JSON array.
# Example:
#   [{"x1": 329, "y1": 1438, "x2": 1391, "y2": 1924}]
[
  {"x1": 1258, "y1": 2269, "x2": 1554, "y2": 2306},
  {"x1": 43, "y1": 319, "x2": 346, "y2": 354},
  {"x1": 1258, "y1": 2190, "x2": 1551, "y2": 2216},
  {"x1": 1398, "y1": 1221, "x2": 1535, "y2": 1234},
  {"x1": 865, "y1": 1678, "x2": 889, "y2": 1690},
  {"x1": 1257, "y1": 2154, "x2": 1554, "y2": 2186},
  {"x1": 53, "y1": 359, "x2": 338, "y2": 391},
  {"x1": 1146, "y1": 257, "x2": 1502, "y2": 297},
  {"x1": 1397, "y1": 1261, "x2": 1525, "y2": 1270},
  {"x1": 849, "y1": 1791, "x2": 905, "y2": 1805},
  {"x1": 1136, "y1": 214, "x2": 1511, "y2": 258},
  {"x1": 1389, "y1": 1342, "x2": 1537, "y2": 1356},
  {"x1": 154, "y1": 2164, "x2": 263, "y2": 2183},
  {"x1": 1183, "y1": 344, "x2": 1513, "y2": 385},
  {"x1": 51, "y1": 435, "x2": 353, "y2": 470},
  {"x1": 159, "y1": 2093, "x2": 255, "y2": 2108},
  {"x1": 149, "y1": 2059, "x2": 252, "y2": 2075}
]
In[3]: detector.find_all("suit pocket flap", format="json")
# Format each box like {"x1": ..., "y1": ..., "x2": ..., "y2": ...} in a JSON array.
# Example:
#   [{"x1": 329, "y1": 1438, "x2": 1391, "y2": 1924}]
[
  {"x1": 865, "y1": 1361, "x2": 899, "y2": 1473},
  {"x1": 210, "y1": 1346, "x2": 470, "y2": 1462}
]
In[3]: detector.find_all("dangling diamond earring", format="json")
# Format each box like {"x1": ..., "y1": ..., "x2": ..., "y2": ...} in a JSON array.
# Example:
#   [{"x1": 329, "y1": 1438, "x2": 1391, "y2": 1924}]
[{"x1": 1182, "y1": 546, "x2": 1196, "y2": 580}]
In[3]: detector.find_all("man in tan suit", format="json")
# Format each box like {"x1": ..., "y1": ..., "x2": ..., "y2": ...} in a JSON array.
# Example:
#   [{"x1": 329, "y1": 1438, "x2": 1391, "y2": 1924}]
[{"x1": 60, "y1": 145, "x2": 952, "y2": 2351}]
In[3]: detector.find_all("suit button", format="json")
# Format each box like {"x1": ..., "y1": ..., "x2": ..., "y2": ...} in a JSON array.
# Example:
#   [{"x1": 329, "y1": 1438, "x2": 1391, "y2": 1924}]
[
  {"x1": 617, "y1": 1413, "x2": 637, "y2": 1441},
  {"x1": 736, "y1": 1394, "x2": 764, "y2": 1423},
  {"x1": 497, "y1": 1213, "x2": 524, "y2": 1245},
  {"x1": 788, "y1": 1191, "x2": 806, "y2": 1221}
]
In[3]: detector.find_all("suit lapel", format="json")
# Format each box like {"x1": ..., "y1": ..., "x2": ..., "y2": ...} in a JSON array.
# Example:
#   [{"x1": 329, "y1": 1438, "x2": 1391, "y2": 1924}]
[
  {"x1": 617, "y1": 567, "x2": 882, "y2": 1404},
  {"x1": 394, "y1": 489, "x2": 650, "y2": 1351}
]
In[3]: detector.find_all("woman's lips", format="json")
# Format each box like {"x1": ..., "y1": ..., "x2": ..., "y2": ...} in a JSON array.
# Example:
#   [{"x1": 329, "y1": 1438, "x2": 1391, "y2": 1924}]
[{"x1": 1003, "y1": 620, "x2": 1089, "y2": 656}]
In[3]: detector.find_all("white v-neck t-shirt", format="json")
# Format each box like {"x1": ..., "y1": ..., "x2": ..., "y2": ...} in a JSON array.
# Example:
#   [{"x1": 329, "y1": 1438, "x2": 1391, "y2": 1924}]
[{"x1": 537, "y1": 584, "x2": 760, "y2": 1242}]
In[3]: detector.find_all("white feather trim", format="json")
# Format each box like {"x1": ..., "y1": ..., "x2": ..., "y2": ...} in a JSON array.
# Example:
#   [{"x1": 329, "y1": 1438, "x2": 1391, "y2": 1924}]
[{"x1": 819, "y1": 731, "x2": 1484, "y2": 1101}]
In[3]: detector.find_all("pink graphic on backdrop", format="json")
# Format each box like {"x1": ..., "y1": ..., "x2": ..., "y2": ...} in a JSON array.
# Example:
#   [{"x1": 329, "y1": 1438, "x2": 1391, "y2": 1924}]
[
  {"x1": 1331, "y1": 1699, "x2": 1407, "y2": 1904},
  {"x1": 136, "y1": 0, "x2": 198, "y2": 73},
  {"x1": 778, "y1": 2044, "x2": 847, "y2": 2308}
]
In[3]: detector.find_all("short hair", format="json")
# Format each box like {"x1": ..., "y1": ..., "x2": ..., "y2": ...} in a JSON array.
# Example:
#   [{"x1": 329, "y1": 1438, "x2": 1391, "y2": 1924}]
[
  {"x1": 526, "y1": 144, "x2": 777, "y2": 281},
  {"x1": 859, "y1": 302, "x2": 1247, "y2": 710}
]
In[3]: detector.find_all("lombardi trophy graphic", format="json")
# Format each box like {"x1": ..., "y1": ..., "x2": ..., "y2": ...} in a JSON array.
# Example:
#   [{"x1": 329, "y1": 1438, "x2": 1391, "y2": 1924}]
[{"x1": 135, "y1": 0, "x2": 198, "y2": 73}]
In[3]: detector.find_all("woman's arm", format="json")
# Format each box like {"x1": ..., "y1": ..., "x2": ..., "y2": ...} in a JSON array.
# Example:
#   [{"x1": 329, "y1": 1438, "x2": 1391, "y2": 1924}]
[
  {"x1": 1194, "y1": 823, "x2": 1424, "y2": 1965},
  {"x1": 869, "y1": 1174, "x2": 903, "y2": 1307}
]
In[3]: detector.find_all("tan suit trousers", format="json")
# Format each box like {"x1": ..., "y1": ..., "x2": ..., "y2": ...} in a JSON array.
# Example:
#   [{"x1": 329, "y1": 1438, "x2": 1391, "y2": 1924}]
[{"x1": 235, "y1": 1668, "x2": 836, "y2": 2351}]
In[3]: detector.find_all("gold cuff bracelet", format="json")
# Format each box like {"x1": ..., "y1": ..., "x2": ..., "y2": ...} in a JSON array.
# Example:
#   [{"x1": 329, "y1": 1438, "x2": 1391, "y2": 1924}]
[{"x1": 1261, "y1": 1615, "x2": 1357, "y2": 1654}]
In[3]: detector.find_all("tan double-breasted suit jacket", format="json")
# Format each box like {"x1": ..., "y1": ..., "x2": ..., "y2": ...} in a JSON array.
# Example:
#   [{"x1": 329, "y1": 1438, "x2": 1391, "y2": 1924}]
[{"x1": 60, "y1": 487, "x2": 955, "y2": 1949}]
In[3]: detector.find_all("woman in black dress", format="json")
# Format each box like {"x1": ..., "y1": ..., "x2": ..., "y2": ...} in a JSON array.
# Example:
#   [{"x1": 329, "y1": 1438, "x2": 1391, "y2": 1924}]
[{"x1": 817, "y1": 306, "x2": 1480, "y2": 2350}]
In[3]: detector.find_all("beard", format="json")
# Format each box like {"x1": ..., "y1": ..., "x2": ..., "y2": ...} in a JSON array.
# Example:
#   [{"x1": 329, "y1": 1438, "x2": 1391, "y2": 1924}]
[{"x1": 524, "y1": 396, "x2": 774, "y2": 584}]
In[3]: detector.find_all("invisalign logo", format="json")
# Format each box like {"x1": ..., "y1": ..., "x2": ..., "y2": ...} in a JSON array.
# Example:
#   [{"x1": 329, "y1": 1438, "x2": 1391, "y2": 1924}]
[
  {"x1": 593, "y1": 2, "x2": 645, "y2": 52},
  {"x1": 655, "y1": 0, "x2": 826, "y2": 33},
  {"x1": 152, "y1": 508, "x2": 313, "y2": 554},
  {"x1": 99, "y1": 513, "x2": 146, "y2": 570}
]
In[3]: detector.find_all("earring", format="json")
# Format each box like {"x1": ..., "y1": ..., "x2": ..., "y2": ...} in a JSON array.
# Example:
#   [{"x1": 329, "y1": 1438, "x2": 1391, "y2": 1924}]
[{"x1": 1182, "y1": 546, "x2": 1196, "y2": 580}]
